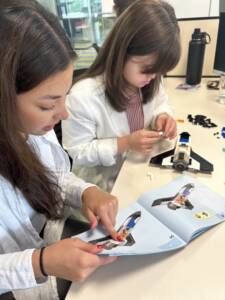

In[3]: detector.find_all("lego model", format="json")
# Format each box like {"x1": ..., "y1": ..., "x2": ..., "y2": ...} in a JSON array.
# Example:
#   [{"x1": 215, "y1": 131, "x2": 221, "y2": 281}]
[{"x1": 150, "y1": 132, "x2": 213, "y2": 173}]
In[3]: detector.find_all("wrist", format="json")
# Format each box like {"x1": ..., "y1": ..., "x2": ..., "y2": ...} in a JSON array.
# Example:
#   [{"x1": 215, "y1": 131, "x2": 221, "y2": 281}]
[
  {"x1": 32, "y1": 249, "x2": 46, "y2": 279},
  {"x1": 82, "y1": 186, "x2": 99, "y2": 203},
  {"x1": 39, "y1": 247, "x2": 48, "y2": 277},
  {"x1": 117, "y1": 135, "x2": 130, "y2": 154}
]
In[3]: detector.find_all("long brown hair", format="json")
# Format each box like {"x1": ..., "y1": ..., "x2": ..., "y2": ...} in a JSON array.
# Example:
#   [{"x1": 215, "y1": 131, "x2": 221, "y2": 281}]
[
  {"x1": 113, "y1": 0, "x2": 136, "y2": 16},
  {"x1": 78, "y1": 0, "x2": 180, "y2": 112},
  {"x1": 0, "y1": 0, "x2": 76, "y2": 219}
]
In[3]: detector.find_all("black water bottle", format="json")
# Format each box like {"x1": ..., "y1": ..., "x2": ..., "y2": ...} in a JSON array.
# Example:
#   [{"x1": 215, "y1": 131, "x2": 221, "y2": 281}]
[{"x1": 186, "y1": 28, "x2": 211, "y2": 85}]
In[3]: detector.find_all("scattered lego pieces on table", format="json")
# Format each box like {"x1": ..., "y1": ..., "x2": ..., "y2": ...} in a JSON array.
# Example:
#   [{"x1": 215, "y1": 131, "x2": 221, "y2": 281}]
[{"x1": 187, "y1": 114, "x2": 217, "y2": 128}]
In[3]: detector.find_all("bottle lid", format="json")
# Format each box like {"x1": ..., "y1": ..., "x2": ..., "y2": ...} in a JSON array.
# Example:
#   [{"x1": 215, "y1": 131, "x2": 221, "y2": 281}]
[
  {"x1": 192, "y1": 28, "x2": 203, "y2": 39},
  {"x1": 191, "y1": 28, "x2": 209, "y2": 43}
]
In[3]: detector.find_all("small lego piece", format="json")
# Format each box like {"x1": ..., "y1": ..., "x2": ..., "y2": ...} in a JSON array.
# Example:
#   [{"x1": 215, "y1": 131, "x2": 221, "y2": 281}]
[
  {"x1": 147, "y1": 171, "x2": 153, "y2": 180},
  {"x1": 221, "y1": 127, "x2": 225, "y2": 138}
]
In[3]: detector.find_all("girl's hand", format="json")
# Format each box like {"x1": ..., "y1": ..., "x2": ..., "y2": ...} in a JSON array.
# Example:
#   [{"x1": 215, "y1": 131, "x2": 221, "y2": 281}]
[
  {"x1": 154, "y1": 113, "x2": 177, "y2": 139},
  {"x1": 33, "y1": 238, "x2": 117, "y2": 282},
  {"x1": 82, "y1": 187, "x2": 118, "y2": 240},
  {"x1": 118, "y1": 129, "x2": 162, "y2": 155}
]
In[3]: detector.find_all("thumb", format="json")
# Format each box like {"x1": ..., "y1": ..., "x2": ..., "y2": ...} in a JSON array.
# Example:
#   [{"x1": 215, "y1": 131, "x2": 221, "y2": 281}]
[{"x1": 85, "y1": 208, "x2": 98, "y2": 229}]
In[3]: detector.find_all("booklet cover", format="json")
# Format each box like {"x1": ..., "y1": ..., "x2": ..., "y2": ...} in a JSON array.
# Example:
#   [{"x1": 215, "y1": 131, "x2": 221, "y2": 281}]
[{"x1": 77, "y1": 175, "x2": 225, "y2": 256}]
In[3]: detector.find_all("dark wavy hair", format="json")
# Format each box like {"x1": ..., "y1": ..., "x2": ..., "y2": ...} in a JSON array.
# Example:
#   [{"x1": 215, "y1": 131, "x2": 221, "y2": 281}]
[
  {"x1": 0, "y1": 0, "x2": 76, "y2": 219},
  {"x1": 77, "y1": 0, "x2": 181, "y2": 112}
]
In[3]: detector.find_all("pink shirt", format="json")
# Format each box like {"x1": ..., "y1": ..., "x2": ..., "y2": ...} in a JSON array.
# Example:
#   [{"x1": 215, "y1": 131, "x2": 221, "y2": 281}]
[{"x1": 126, "y1": 91, "x2": 144, "y2": 132}]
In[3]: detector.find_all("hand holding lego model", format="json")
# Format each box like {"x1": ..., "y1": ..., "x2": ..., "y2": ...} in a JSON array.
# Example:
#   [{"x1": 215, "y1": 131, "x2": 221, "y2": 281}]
[
  {"x1": 118, "y1": 129, "x2": 163, "y2": 154},
  {"x1": 155, "y1": 113, "x2": 177, "y2": 140}
]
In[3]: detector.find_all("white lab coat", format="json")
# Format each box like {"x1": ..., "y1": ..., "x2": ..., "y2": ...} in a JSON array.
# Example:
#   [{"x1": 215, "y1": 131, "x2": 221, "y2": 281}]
[
  {"x1": 62, "y1": 76, "x2": 173, "y2": 191},
  {"x1": 0, "y1": 130, "x2": 93, "y2": 299}
]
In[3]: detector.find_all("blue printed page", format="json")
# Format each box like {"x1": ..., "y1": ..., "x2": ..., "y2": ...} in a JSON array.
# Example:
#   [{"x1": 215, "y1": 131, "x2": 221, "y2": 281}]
[
  {"x1": 138, "y1": 175, "x2": 225, "y2": 243},
  {"x1": 76, "y1": 202, "x2": 186, "y2": 256}
]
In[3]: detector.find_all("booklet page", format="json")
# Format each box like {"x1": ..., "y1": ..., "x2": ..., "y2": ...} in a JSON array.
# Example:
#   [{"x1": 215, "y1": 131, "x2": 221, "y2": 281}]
[
  {"x1": 138, "y1": 175, "x2": 225, "y2": 243},
  {"x1": 77, "y1": 202, "x2": 186, "y2": 256}
]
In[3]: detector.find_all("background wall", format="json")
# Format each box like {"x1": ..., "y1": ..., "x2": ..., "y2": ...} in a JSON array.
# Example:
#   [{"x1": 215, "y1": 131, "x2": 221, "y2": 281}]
[
  {"x1": 167, "y1": 18, "x2": 219, "y2": 76},
  {"x1": 101, "y1": 0, "x2": 220, "y2": 16},
  {"x1": 102, "y1": 0, "x2": 114, "y2": 14},
  {"x1": 167, "y1": 0, "x2": 211, "y2": 18},
  {"x1": 211, "y1": 0, "x2": 220, "y2": 15}
]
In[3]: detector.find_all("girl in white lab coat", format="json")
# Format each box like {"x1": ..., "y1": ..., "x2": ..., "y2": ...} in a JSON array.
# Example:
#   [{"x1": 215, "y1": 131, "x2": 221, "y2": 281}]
[
  {"x1": 0, "y1": 1, "x2": 118, "y2": 299},
  {"x1": 62, "y1": 0, "x2": 181, "y2": 192}
]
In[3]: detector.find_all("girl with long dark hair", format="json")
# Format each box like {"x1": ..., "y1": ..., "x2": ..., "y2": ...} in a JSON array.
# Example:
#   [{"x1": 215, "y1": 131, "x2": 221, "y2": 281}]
[{"x1": 0, "y1": 1, "x2": 118, "y2": 299}]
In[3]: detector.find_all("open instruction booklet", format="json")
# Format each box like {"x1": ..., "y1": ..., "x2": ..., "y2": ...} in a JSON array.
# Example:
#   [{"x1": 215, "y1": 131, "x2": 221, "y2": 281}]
[{"x1": 77, "y1": 175, "x2": 225, "y2": 256}]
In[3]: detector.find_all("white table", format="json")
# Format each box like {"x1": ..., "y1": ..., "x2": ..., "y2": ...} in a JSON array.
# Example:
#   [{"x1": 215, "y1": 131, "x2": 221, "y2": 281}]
[{"x1": 66, "y1": 78, "x2": 225, "y2": 300}]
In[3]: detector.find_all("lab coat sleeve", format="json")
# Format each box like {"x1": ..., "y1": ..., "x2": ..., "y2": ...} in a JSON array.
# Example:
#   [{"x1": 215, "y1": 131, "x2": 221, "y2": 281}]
[
  {"x1": 61, "y1": 171, "x2": 96, "y2": 209},
  {"x1": 62, "y1": 90, "x2": 118, "y2": 167},
  {"x1": 151, "y1": 83, "x2": 174, "y2": 128},
  {"x1": 43, "y1": 130, "x2": 96, "y2": 209},
  {"x1": 0, "y1": 247, "x2": 40, "y2": 291}
]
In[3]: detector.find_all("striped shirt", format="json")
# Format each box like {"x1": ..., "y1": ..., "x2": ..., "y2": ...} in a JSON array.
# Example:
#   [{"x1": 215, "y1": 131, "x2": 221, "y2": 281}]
[{"x1": 126, "y1": 90, "x2": 144, "y2": 132}]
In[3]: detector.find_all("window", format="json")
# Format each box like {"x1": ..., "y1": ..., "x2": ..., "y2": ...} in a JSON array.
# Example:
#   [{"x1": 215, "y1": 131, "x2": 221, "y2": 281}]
[{"x1": 37, "y1": 0, "x2": 116, "y2": 69}]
